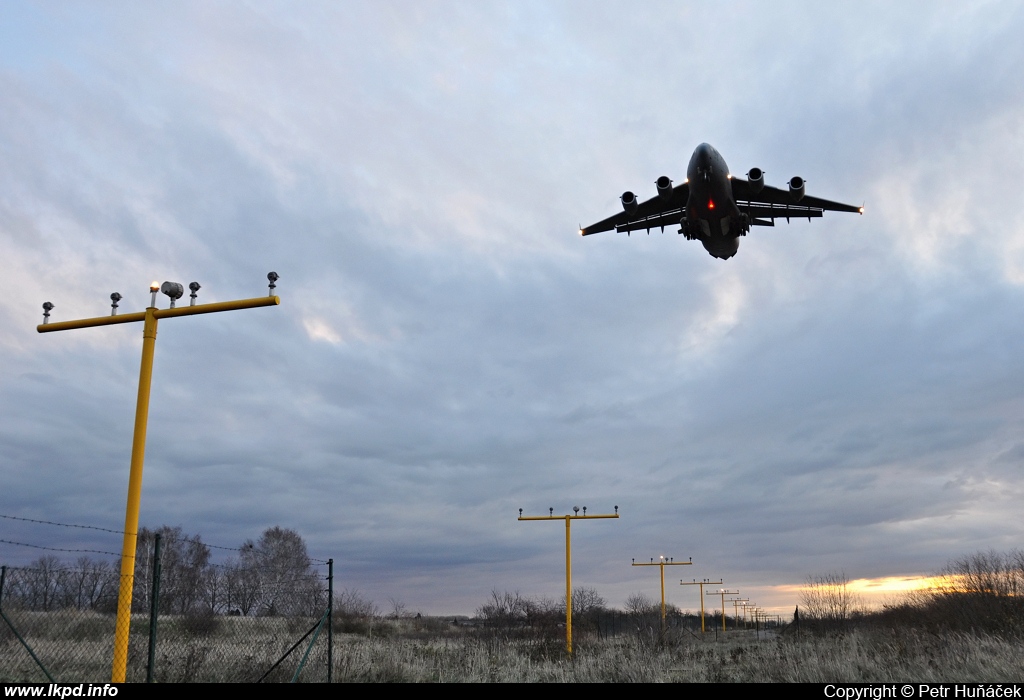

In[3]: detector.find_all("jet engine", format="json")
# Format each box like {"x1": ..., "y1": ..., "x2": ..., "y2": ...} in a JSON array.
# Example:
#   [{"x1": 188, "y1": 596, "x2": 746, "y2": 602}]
[
  {"x1": 788, "y1": 176, "x2": 805, "y2": 202},
  {"x1": 620, "y1": 191, "x2": 639, "y2": 216},
  {"x1": 747, "y1": 168, "x2": 765, "y2": 194},
  {"x1": 656, "y1": 176, "x2": 673, "y2": 201}
]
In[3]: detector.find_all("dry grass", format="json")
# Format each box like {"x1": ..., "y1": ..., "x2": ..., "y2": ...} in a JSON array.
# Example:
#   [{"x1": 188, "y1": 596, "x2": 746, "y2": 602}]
[
  {"x1": 4, "y1": 612, "x2": 1024, "y2": 682},
  {"x1": 328, "y1": 626, "x2": 1024, "y2": 683}
]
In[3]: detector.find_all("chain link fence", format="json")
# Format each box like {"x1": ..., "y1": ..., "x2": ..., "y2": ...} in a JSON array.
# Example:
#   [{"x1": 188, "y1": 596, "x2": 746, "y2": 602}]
[{"x1": 1, "y1": 546, "x2": 333, "y2": 682}]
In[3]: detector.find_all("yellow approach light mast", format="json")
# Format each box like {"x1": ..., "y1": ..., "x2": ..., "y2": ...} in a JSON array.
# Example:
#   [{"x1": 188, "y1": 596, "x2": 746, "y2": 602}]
[
  {"x1": 680, "y1": 578, "x2": 722, "y2": 633},
  {"x1": 708, "y1": 588, "x2": 738, "y2": 632},
  {"x1": 38, "y1": 273, "x2": 281, "y2": 683},
  {"x1": 518, "y1": 506, "x2": 619, "y2": 655},
  {"x1": 729, "y1": 596, "x2": 749, "y2": 627},
  {"x1": 631, "y1": 555, "x2": 692, "y2": 639}
]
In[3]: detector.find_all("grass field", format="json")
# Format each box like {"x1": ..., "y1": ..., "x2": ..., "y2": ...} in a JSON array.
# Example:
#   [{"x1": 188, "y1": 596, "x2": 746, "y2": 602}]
[{"x1": 5, "y1": 612, "x2": 1024, "y2": 682}]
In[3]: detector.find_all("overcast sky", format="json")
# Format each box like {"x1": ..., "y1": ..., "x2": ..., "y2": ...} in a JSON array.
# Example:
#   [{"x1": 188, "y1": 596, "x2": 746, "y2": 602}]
[{"x1": 2, "y1": 1, "x2": 1023, "y2": 615}]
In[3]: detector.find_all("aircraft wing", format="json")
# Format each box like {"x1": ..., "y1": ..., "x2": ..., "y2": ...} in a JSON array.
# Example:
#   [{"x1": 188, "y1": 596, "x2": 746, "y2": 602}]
[
  {"x1": 730, "y1": 177, "x2": 861, "y2": 215},
  {"x1": 580, "y1": 181, "x2": 690, "y2": 235}
]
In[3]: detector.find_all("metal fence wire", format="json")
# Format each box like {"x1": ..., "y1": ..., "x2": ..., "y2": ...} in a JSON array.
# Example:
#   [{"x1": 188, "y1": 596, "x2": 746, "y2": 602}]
[{"x1": 0, "y1": 547, "x2": 334, "y2": 683}]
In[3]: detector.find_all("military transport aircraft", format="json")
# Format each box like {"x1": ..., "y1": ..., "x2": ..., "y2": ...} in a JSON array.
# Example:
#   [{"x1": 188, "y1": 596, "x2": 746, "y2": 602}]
[{"x1": 580, "y1": 143, "x2": 862, "y2": 259}]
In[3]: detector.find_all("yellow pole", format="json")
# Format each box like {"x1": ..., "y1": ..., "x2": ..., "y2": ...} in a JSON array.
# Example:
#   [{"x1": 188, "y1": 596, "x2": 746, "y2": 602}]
[
  {"x1": 565, "y1": 515, "x2": 572, "y2": 655},
  {"x1": 631, "y1": 557, "x2": 691, "y2": 640},
  {"x1": 660, "y1": 563, "x2": 665, "y2": 632},
  {"x1": 111, "y1": 306, "x2": 158, "y2": 682},
  {"x1": 711, "y1": 590, "x2": 736, "y2": 632},
  {"x1": 680, "y1": 579, "x2": 721, "y2": 634},
  {"x1": 518, "y1": 507, "x2": 618, "y2": 656},
  {"x1": 700, "y1": 583, "x2": 705, "y2": 633}
]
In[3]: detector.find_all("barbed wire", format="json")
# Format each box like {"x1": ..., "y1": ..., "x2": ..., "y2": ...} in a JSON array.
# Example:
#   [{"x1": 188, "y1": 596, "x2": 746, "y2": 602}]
[
  {"x1": 1, "y1": 559, "x2": 326, "y2": 587},
  {"x1": 0, "y1": 513, "x2": 129, "y2": 536},
  {"x1": 0, "y1": 538, "x2": 122, "y2": 558},
  {"x1": 0, "y1": 511, "x2": 328, "y2": 563}
]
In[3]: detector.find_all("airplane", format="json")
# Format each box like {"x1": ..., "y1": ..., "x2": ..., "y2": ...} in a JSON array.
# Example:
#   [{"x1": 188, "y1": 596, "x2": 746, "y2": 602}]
[{"x1": 579, "y1": 143, "x2": 862, "y2": 259}]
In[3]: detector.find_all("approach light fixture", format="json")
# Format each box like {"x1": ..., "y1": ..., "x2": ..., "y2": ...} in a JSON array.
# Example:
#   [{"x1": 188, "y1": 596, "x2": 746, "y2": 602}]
[
  {"x1": 267, "y1": 271, "x2": 279, "y2": 295},
  {"x1": 188, "y1": 282, "x2": 201, "y2": 306},
  {"x1": 42, "y1": 302, "x2": 54, "y2": 324},
  {"x1": 149, "y1": 282, "x2": 159, "y2": 307},
  {"x1": 110, "y1": 293, "x2": 122, "y2": 316},
  {"x1": 160, "y1": 282, "x2": 184, "y2": 309},
  {"x1": 573, "y1": 506, "x2": 579, "y2": 514}
]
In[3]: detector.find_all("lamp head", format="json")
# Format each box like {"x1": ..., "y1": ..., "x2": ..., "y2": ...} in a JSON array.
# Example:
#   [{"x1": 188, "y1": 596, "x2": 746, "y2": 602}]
[
  {"x1": 160, "y1": 282, "x2": 184, "y2": 300},
  {"x1": 160, "y1": 281, "x2": 184, "y2": 309}
]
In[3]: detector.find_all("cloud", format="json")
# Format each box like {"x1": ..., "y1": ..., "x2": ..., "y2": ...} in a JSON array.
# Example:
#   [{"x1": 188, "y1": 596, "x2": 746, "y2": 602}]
[{"x1": 2, "y1": 2, "x2": 1023, "y2": 615}]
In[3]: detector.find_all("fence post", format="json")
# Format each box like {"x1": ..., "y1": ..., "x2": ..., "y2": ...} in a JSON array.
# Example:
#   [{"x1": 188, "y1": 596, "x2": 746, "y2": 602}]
[
  {"x1": 327, "y1": 558, "x2": 333, "y2": 683},
  {"x1": 146, "y1": 532, "x2": 163, "y2": 683}
]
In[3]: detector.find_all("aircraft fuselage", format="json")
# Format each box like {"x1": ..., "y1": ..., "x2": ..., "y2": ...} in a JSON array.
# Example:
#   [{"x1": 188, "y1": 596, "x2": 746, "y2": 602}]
[{"x1": 684, "y1": 143, "x2": 744, "y2": 260}]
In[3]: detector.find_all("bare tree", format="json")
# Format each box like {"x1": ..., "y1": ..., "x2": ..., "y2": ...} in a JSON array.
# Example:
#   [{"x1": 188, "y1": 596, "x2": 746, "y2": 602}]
[
  {"x1": 563, "y1": 585, "x2": 606, "y2": 618},
  {"x1": 65, "y1": 557, "x2": 114, "y2": 610},
  {"x1": 333, "y1": 588, "x2": 378, "y2": 633},
  {"x1": 476, "y1": 589, "x2": 528, "y2": 627},
  {"x1": 241, "y1": 526, "x2": 322, "y2": 616},
  {"x1": 800, "y1": 571, "x2": 858, "y2": 629},
  {"x1": 334, "y1": 588, "x2": 377, "y2": 619},
  {"x1": 224, "y1": 553, "x2": 261, "y2": 616},
  {"x1": 10, "y1": 556, "x2": 65, "y2": 611},
  {"x1": 625, "y1": 592, "x2": 657, "y2": 617},
  {"x1": 132, "y1": 526, "x2": 213, "y2": 614}
]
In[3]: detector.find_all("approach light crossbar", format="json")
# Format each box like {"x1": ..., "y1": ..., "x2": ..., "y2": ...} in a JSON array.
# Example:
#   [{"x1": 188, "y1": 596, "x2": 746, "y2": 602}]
[{"x1": 37, "y1": 272, "x2": 281, "y2": 683}]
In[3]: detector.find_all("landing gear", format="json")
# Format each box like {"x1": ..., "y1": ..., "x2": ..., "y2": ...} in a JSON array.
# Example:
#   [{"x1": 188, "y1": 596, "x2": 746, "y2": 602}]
[
  {"x1": 678, "y1": 218, "x2": 696, "y2": 240},
  {"x1": 738, "y1": 213, "x2": 750, "y2": 237}
]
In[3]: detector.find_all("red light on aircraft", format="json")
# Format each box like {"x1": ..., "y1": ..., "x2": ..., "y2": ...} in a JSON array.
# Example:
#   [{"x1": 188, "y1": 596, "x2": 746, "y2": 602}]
[{"x1": 708, "y1": 199, "x2": 715, "y2": 210}]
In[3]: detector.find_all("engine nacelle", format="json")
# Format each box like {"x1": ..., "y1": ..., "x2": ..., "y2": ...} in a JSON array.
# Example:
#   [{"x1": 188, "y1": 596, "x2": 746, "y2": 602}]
[
  {"x1": 747, "y1": 168, "x2": 765, "y2": 194},
  {"x1": 621, "y1": 191, "x2": 639, "y2": 216},
  {"x1": 656, "y1": 176, "x2": 673, "y2": 201},
  {"x1": 788, "y1": 176, "x2": 805, "y2": 202}
]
